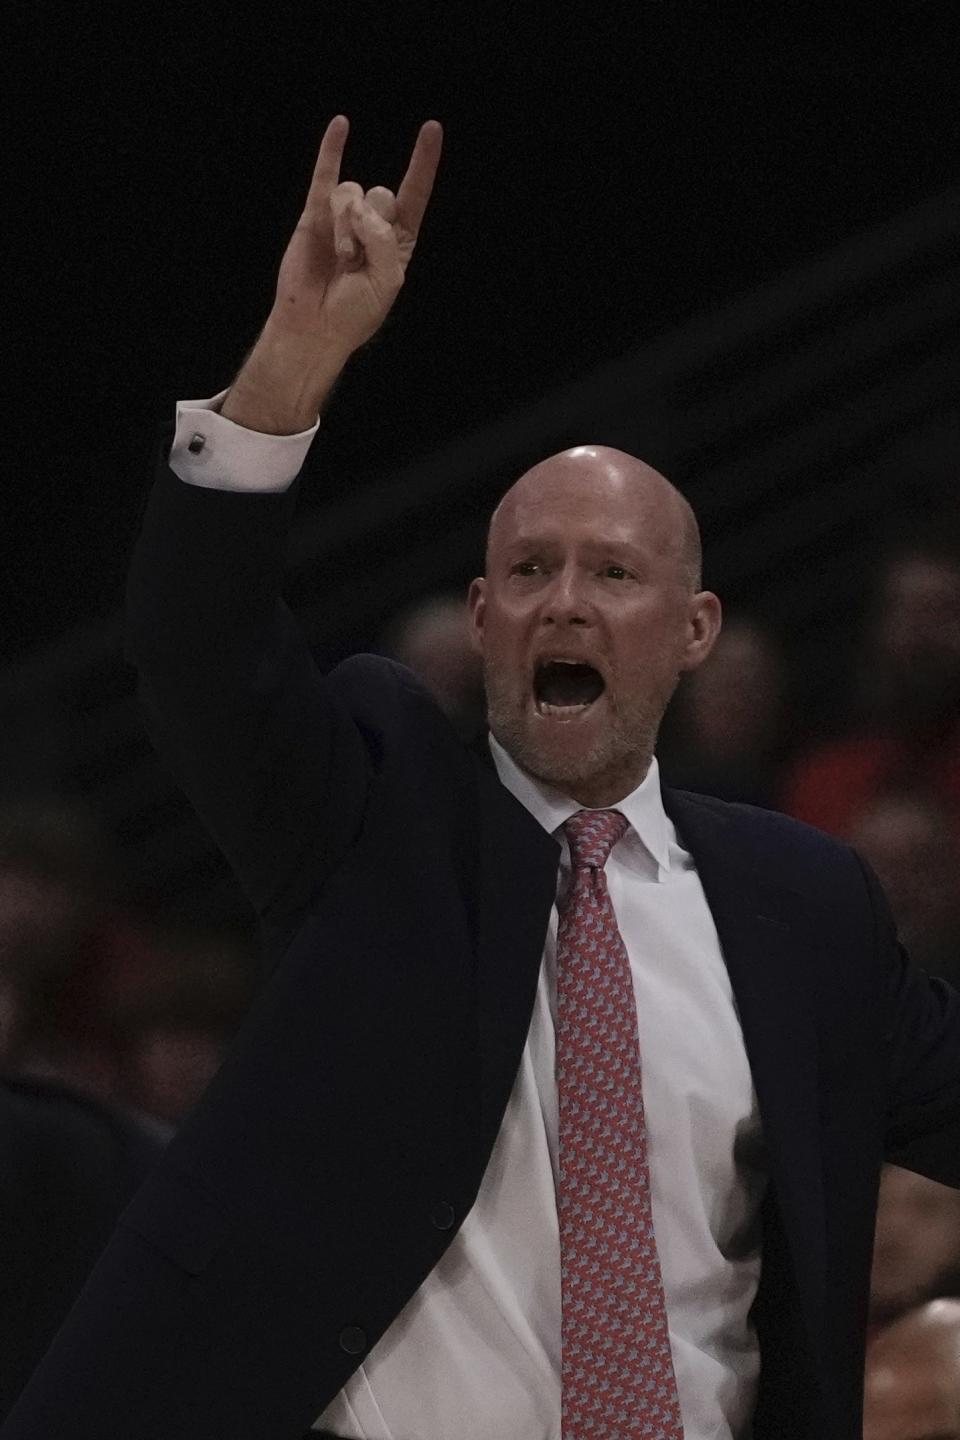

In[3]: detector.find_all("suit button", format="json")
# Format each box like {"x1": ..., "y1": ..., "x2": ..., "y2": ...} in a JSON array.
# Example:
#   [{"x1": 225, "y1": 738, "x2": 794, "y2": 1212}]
[
  {"x1": 431, "y1": 1201, "x2": 455, "y2": 1231},
  {"x1": 338, "y1": 1326, "x2": 367, "y2": 1355}
]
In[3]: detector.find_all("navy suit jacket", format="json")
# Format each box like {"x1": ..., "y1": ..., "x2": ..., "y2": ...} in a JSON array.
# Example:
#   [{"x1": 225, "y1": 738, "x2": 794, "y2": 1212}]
[{"x1": 4, "y1": 454, "x2": 960, "y2": 1440}]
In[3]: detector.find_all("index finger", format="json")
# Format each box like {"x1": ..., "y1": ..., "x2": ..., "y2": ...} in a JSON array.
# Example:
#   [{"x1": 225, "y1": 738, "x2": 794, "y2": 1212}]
[
  {"x1": 395, "y1": 120, "x2": 444, "y2": 242},
  {"x1": 301, "y1": 114, "x2": 351, "y2": 220}
]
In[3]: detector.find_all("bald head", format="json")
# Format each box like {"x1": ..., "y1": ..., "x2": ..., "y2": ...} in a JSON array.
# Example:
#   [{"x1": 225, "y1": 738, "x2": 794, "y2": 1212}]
[
  {"x1": 487, "y1": 447, "x2": 702, "y2": 593},
  {"x1": 876, "y1": 1298, "x2": 960, "y2": 1365},
  {"x1": 864, "y1": 1300, "x2": 960, "y2": 1440}
]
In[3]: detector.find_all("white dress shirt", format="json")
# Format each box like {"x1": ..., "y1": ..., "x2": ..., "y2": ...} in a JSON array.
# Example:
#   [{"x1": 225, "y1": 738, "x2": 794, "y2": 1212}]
[{"x1": 169, "y1": 396, "x2": 769, "y2": 1440}]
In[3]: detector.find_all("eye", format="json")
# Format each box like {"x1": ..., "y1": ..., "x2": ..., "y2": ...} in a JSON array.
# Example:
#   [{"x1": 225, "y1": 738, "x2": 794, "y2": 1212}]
[
  {"x1": 603, "y1": 565, "x2": 630, "y2": 580},
  {"x1": 512, "y1": 561, "x2": 542, "y2": 577}
]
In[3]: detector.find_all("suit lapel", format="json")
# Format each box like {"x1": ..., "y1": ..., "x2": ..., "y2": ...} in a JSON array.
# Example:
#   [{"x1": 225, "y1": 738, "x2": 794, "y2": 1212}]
[
  {"x1": 662, "y1": 788, "x2": 828, "y2": 1355},
  {"x1": 470, "y1": 754, "x2": 560, "y2": 1163}
]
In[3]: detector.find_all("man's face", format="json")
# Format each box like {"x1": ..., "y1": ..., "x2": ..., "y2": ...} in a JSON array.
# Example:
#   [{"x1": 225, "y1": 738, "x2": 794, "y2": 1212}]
[
  {"x1": 848, "y1": 799, "x2": 960, "y2": 957},
  {"x1": 684, "y1": 620, "x2": 782, "y2": 758},
  {"x1": 468, "y1": 452, "x2": 719, "y2": 805},
  {"x1": 863, "y1": 1359, "x2": 960, "y2": 1440},
  {"x1": 872, "y1": 556, "x2": 960, "y2": 726},
  {"x1": 863, "y1": 1304, "x2": 960, "y2": 1440},
  {"x1": 870, "y1": 1167, "x2": 960, "y2": 1325},
  {"x1": 878, "y1": 558, "x2": 960, "y2": 673}
]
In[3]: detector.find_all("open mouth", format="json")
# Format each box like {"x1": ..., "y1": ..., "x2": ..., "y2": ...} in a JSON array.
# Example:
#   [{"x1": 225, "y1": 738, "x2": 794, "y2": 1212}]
[{"x1": 533, "y1": 659, "x2": 606, "y2": 716}]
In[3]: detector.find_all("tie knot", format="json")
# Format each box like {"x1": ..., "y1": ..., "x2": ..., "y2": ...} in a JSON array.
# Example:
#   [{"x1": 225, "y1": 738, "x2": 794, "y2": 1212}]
[{"x1": 563, "y1": 809, "x2": 630, "y2": 871}]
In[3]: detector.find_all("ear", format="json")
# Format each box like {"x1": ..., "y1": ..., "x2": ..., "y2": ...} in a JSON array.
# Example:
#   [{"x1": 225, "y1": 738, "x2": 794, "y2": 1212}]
[
  {"x1": 467, "y1": 577, "x2": 487, "y2": 655},
  {"x1": 678, "y1": 591, "x2": 722, "y2": 673}
]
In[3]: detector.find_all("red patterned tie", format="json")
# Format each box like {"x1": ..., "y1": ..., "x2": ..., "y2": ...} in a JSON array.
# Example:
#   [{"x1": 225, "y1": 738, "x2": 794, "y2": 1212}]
[{"x1": 556, "y1": 808, "x2": 684, "y2": 1439}]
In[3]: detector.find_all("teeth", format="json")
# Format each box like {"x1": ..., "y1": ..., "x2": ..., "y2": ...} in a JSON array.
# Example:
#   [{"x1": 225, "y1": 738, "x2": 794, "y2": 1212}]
[{"x1": 536, "y1": 700, "x2": 593, "y2": 717}]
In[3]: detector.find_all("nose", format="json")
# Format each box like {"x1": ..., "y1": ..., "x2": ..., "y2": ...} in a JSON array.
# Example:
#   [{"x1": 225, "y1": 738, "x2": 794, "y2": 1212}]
[{"x1": 540, "y1": 566, "x2": 590, "y2": 627}]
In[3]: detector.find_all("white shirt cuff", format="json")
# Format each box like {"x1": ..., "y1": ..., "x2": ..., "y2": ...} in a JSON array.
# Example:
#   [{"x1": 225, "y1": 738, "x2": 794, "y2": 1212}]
[{"x1": 169, "y1": 390, "x2": 320, "y2": 492}]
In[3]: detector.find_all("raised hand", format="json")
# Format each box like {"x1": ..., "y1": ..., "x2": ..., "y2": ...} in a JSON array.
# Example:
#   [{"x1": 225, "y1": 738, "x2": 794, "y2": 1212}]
[
  {"x1": 271, "y1": 114, "x2": 443, "y2": 355},
  {"x1": 222, "y1": 115, "x2": 443, "y2": 433}
]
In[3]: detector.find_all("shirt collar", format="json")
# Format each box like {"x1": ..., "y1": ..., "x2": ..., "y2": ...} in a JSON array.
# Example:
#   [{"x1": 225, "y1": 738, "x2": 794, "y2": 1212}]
[{"x1": 487, "y1": 732, "x2": 671, "y2": 879}]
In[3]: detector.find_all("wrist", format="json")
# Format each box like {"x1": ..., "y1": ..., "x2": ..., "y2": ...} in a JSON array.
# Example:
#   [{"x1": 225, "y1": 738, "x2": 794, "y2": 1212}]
[{"x1": 220, "y1": 319, "x2": 353, "y2": 435}]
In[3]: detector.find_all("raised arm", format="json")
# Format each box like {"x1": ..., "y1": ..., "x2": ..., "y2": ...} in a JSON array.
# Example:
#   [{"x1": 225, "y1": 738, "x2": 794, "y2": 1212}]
[{"x1": 125, "y1": 116, "x2": 443, "y2": 956}]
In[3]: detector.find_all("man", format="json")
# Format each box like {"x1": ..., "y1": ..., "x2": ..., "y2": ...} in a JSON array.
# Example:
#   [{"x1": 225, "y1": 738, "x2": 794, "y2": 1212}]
[
  {"x1": 658, "y1": 615, "x2": 786, "y2": 808},
  {"x1": 869, "y1": 1165, "x2": 960, "y2": 1333},
  {"x1": 783, "y1": 531, "x2": 960, "y2": 839},
  {"x1": 863, "y1": 1300, "x2": 960, "y2": 1440},
  {"x1": 4, "y1": 115, "x2": 960, "y2": 1440},
  {"x1": 0, "y1": 1073, "x2": 167, "y2": 1421},
  {"x1": 848, "y1": 791, "x2": 960, "y2": 989},
  {"x1": 382, "y1": 593, "x2": 486, "y2": 743}
]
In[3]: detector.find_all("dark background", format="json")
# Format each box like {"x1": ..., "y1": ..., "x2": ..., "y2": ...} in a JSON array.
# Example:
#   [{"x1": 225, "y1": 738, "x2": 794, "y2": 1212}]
[{"x1": 5, "y1": 0, "x2": 958, "y2": 668}]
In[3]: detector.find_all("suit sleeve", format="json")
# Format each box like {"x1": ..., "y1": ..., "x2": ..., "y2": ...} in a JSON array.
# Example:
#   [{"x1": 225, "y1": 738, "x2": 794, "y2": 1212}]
[
  {"x1": 124, "y1": 433, "x2": 371, "y2": 949},
  {"x1": 856, "y1": 852, "x2": 960, "y2": 1185}
]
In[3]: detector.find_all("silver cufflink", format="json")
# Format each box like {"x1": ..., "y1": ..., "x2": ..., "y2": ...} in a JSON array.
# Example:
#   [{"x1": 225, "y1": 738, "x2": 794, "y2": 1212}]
[{"x1": 187, "y1": 433, "x2": 206, "y2": 454}]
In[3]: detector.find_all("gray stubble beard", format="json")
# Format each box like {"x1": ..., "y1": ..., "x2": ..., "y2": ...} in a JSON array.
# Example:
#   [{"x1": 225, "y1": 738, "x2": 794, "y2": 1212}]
[{"x1": 483, "y1": 664, "x2": 667, "y2": 798}]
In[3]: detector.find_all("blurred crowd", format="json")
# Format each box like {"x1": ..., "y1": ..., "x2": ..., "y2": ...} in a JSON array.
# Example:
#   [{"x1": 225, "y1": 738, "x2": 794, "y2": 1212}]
[
  {"x1": 3, "y1": 517, "x2": 960, "y2": 1428},
  {"x1": 0, "y1": 795, "x2": 260, "y2": 1411}
]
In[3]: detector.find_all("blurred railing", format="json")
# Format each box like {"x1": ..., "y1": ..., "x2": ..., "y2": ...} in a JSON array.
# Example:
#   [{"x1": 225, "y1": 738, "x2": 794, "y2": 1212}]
[{"x1": 2, "y1": 182, "x2": 958, "y2": 937}]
